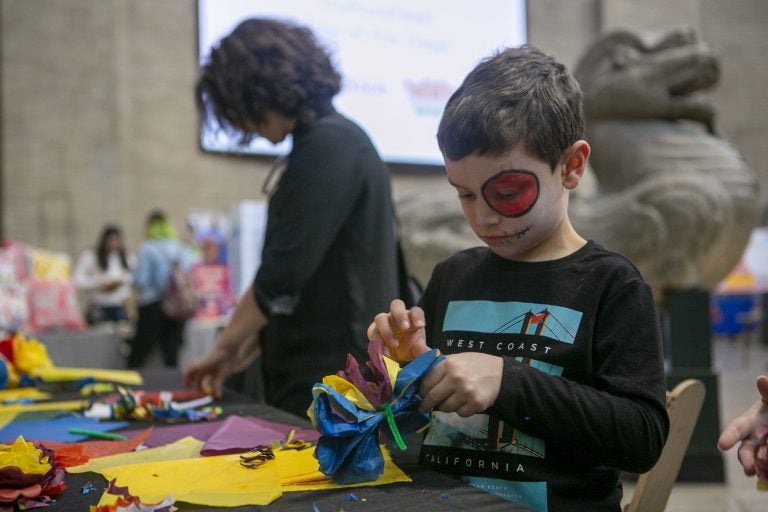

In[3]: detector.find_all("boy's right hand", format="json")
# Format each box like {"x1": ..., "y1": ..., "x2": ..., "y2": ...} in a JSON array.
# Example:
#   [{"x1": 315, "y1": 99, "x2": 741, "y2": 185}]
[{"x1": 367, "y1": 299, "x2": 430, "y2": 363}]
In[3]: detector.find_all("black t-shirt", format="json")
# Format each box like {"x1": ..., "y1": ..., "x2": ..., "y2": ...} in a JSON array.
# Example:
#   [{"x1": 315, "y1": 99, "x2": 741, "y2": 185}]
[
  {"x1": 417, "y1": 241, "x2": 669, "y2": 512},
  {"x1": 254, "y1": 106, "x2": 399, "y2": 416}
]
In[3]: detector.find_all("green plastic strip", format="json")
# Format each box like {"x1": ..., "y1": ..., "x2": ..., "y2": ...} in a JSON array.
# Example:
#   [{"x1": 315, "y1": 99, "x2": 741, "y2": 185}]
[{"x1": 383, "y1": 402, "x2": 407, "y2": 451}]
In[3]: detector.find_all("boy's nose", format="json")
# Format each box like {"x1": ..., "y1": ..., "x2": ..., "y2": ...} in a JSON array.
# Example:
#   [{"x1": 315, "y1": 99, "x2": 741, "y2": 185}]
[{"x1": 474, "y1": 201, "x2": 502, "y2": 226}]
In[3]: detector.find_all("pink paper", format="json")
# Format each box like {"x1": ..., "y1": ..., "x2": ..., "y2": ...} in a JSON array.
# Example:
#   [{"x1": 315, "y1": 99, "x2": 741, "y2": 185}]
[
  {"x1": 201, "y1": 415, "x2": 319, "y2": 455},
  {"x1": 200, "y1": 416, "x2": 285, "y2": 455},
  {"x1": 120, "y1": 419, "x2": 225, "y2": 448},
  {"x1": 244, "y1": 417, "x2": 320, "y2": 443},
  {"x1": 119, "y1": 416, "x2": 319, "y2": 452}
]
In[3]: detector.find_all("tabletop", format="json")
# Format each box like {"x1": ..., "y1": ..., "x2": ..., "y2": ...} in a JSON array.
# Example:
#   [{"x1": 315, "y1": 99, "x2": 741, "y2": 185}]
[{"x1": 45, "y1": 368, "x2": 529, "y2": 511}]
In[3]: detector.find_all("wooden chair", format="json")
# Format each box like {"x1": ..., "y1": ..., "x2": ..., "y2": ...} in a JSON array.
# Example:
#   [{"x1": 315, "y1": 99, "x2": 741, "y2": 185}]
[{"x1": 624, "y1": 379, "x2": 706, "y2": 512}]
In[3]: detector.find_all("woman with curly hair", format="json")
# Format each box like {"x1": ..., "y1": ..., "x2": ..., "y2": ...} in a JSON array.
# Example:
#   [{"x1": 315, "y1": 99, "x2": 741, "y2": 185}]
[{"x1": 184, "y1": 18, "x2": 401, "y2": 417}]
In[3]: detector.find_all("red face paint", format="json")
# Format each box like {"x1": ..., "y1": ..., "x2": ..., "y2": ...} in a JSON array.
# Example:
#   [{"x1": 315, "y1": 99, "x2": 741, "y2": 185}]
[{"x1": 481, "y1": 170, "x2": 539, "y2": 217}]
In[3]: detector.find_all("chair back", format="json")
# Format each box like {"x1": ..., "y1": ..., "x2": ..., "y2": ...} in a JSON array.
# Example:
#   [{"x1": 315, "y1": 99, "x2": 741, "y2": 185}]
[{"x1": 624, "y1": 379, "x2": 706, "y2": 512}]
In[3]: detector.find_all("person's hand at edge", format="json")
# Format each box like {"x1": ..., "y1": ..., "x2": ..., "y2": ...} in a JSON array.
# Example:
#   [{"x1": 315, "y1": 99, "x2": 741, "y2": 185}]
[{"x1": 717, "y1": 375, "x2": 768, "y2": 476}]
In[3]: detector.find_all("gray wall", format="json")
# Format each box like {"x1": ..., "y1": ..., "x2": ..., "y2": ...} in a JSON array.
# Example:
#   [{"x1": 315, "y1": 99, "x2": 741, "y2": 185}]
[{"x1": 2, "y1": 0, "x2": 766, "y2": 259}]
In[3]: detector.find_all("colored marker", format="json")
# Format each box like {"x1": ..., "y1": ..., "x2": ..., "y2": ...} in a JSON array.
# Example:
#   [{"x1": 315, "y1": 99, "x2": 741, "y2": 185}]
[{"x1": 67, "y1": 428, "x2": 127, "y2": 441}]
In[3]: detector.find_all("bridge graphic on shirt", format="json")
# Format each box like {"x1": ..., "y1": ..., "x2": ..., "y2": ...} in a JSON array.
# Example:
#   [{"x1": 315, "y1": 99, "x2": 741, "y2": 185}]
[
  {"x1": 443, "y1": 300, "x2": 582, "y2": 344},
  {"x1": 428, "y1": 300, "x2": 584, "y2": 458},
  {"x1": 489, "y1": 308, "x2": 577, "y2": 342},
  {"x1": 429, "y1": 353, "x2": 557, "y2": 458}
]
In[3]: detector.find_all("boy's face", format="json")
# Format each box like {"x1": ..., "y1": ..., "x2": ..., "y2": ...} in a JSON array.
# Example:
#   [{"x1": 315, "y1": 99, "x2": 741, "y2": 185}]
[{"x1": 445, "y1": 145, "x2": 581, "y2": 262}]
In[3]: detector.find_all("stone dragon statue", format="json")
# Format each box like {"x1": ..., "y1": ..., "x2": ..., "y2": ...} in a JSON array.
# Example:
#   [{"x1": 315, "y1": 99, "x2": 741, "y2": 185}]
[{"x1": 397, "y1": 27, "x2": 759, "y2": 301}]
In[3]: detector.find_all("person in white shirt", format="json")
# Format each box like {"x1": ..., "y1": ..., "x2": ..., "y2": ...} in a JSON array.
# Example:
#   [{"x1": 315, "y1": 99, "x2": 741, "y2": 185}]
[{"x1": 73, "y1": 224, "x2": 135, "y2": 324}]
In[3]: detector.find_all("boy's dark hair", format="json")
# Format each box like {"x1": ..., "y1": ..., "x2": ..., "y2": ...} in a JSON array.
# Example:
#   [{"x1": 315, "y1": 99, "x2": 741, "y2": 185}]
[
  {"x1": 196, "y1": 18, "x2": 341, "y2": 145},
  {"x1": 437, "y1": 45, "x2": 584, "y2": 170}
]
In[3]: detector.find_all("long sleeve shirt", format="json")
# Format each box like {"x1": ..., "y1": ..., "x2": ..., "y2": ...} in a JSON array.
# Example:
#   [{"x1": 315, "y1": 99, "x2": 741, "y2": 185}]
[{"x1": 418, "y1": 241, "x2": 669, "y2": 512}]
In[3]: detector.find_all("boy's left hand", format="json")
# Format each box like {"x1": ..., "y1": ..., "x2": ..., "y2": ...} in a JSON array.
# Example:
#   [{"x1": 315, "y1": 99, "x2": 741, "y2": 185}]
[{"x1": 419, "y1": 353, "x2": 503, "y2": 417}]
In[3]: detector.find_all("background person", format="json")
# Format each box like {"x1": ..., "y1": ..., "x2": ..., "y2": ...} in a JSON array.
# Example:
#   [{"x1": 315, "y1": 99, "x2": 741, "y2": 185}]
[
  {"x1": 128, "y1": 210, "x2": 191, "y2": 368},
  {"x1": 72, "y1": 224, "x2": 135, "y2": 326},
  {"x1": 718, "y1": 375, "x2": 768, "y2": 480},
  {"x1": 184, "y1": 18, "x2": 401, "y2": 417}
]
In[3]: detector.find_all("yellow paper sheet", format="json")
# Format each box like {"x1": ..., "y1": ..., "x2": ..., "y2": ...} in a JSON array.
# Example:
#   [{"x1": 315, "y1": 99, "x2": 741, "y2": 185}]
[
  {"x1": 92, "y1": 443, "x2": 409, "y2": 507},
  {"x1": 34, "y1": 367, "x2": 143, "y2": 386},
  {"x1": 277, "y1": 445, "x2": 411, "y2": 491},
  {"x1": 99, "y1": 453, "x2": 282, "y2": 507},
  {"x1": 68, "y1": 436, "x2": 204, "y2": 474},
  {"x1": 0, "y1": 399, "x2": 87, "y2": 413},
  {"x1": 0, "y1": 388, "x2": 52, "y2": 402},
  {"x1": 0, "y1": 412, "x2": 17, "y2": 430}
]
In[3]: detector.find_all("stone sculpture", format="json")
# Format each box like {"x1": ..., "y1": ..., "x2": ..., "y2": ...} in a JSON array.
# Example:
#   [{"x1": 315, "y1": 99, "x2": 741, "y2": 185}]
[{"x1": 397, "y1": 27, "x2": 759, "y2": 300}]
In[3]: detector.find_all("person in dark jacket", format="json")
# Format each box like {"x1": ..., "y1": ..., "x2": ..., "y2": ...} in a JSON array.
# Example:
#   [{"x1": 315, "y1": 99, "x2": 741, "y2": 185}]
[{"x1": 184, "y1": 18, "x2": 400, "y2": 417}]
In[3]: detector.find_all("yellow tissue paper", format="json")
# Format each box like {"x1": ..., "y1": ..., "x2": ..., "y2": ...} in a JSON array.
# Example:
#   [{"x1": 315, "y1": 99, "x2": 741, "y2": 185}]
[
  {"x1": 0, "y1": 412, "x2": 17, "y2": 430},
  {"x1": 383, "y1": 355, "x2": 400, "y2": 389},
  {"x1": 11, "y1": 333, "x2": 53, "y2": 376},
  {"x1": 277, "y1": 444, "x2": 411, "y2": 491},
  {"x1": 90, "y1": 443, "x2": 410, "y2": 508},
  {"x1": 99, "y1": 454, "x2": 282, "y2": 507},
  {"x1": 0, "y1": 389, "x2": 53, "y2": 429},
  {"x1": 0, "y1": 399, "x2": 87, "y2": 414},
  {"x1": 0, "y1": 388, "x2": 52, "y2": 402},
  {"x1": 320, "y1": 374, "x2": 376, "y2": 412},
  {"x1": 33, "y1": 367, "x2": 143, "y2": 386},
  {"x1": 68, "y1": 436, "x2": 204, "y2": 474},
  {"x1": 0, "y1": 436, "x2": 51, "y2": 475}
]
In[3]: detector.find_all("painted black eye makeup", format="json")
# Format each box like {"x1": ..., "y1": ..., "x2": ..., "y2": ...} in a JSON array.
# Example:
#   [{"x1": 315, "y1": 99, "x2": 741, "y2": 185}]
[{"x1": 480, "y1": 170, "x2": 539, "y2": 217}]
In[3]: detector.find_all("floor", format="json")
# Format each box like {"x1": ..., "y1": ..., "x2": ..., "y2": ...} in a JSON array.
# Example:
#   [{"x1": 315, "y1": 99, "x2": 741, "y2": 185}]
[{"x1": 620, "y1": 335, "x2": 768, "y2": 511}]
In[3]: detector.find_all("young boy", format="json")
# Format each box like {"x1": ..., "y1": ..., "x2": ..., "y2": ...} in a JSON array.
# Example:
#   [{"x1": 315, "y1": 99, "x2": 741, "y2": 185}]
[{"x1": 368, "y1": 45, "x2": 669, "y2": 512}]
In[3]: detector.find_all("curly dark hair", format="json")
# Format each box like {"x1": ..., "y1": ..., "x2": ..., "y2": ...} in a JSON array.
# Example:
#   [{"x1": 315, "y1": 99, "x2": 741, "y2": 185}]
[
  {"x1": 437, "y1": 45, "x2": 584, "y2": 171},
  {"x1": 197, "y1": 18, "x2": 341, "y2": 145}
]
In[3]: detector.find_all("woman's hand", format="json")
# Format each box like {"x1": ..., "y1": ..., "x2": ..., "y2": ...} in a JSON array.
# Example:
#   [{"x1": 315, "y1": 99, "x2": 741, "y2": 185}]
[{"x1": 182, "y1": 346, "x2": 234, "y2": 398}]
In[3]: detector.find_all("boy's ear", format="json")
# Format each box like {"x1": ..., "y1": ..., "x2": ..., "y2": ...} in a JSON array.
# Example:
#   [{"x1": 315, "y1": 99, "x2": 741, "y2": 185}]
[{"x1": 561, "y1": 140, "x2": 590, "y2": 189}]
